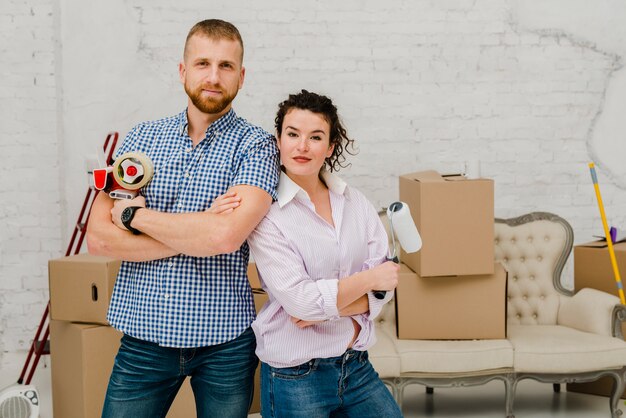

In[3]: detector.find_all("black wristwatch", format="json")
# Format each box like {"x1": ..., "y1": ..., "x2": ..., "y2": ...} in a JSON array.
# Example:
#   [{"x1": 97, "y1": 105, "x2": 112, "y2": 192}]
[{"x1": 121, "y1": 206, "x2": 142, "y2": 235}]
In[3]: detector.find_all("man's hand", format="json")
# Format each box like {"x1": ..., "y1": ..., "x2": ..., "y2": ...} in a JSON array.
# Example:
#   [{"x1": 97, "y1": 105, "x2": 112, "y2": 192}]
[
  {"x1": 206, "y1": 191, "x2": 241, "y2": 215},
  {"x1": 86, "y1": 192, "x2": 178, "y2": 261},
  {"x1": 130, "y1": 185, "x2": 272, "y2": 257},
  {"x1": 111, "y1": 196, "x2": 146, "y2": 230}
]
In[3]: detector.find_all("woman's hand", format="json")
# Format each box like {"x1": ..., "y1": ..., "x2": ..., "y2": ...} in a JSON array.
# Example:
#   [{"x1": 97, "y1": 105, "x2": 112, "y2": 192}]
[
  {"x1": 366, "y1": 261, "x2": 400, "y2": 292},
  {"x1": 207, "y1": 191, "x2": 241, "y2": 215},
  {"x1": 290, "y1": 316, "x2": 324, "y2": 329}
]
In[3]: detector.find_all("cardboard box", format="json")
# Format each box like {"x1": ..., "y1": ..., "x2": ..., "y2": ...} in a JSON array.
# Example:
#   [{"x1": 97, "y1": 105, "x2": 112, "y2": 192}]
[
  {"x1": 248, "y1": 261, "x2": 261, "y2": 289},
  {"x1": 399, "y1": 170, "x2": 494, "y2": 277},
  {"x1": 568, "y1": 241, "x2": 626, "y2": 398},
  {"x1": 251, "y1": 290, "x2": 268, "y2": 413},
  {"x1": 395, "y1": 262, "x2": 507, "y2": 340},
  {"x1": 50, "y1": 292, "x2": 268, "y2": 417},
  {"x1": 50, "y1": 321, "x2": 121, "y2": 418},
  {"x1": 50, "y1": 320, "x2": 196, "y2": 418},
  {"x1": 49, "y1": 253, "x2": 120, "y2": 325},
  {"x1": 574, "y1": 241, "x2": 626, "y2": 298},
  {"x1": 567, "y1": 377, "x2": 626, "y2": 400},
  {"x1": 49, "y1": 255, "x2": 262, "y2": 325},
  {"x1": 574, "y1": 240, "x2": 626, "y2": 339}
]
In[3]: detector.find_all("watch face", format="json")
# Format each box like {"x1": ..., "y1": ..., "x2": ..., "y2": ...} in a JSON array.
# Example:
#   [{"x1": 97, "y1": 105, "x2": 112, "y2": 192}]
[{"x1": 121, "y1": 207, "x2": 133, "y2": 223}]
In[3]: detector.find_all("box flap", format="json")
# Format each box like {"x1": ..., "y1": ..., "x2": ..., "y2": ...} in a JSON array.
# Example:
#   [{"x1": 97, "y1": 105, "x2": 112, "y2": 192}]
[
  {"x1": 401, "y1": 170, "x2": 444, "y2": 183},
  {"x1": 441, "y1": 174, "x2": 466, "y2": 181},
  {"x1": 578, "y1": 240, "x2": 609, "y2": 249},
  {"x1": 50, "y1": 252, "x2": 119, "y2": 265},
  {"x1": 577, "y1": 240, "x2": 626, "y2": 250},
  {"x1": 400, "y1": 170, "x2": 487, "y2": 183}
]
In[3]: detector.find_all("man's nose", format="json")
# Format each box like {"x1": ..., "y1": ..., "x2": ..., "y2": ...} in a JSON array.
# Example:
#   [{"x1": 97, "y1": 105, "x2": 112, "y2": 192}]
[{"x1": 205, "y1": 66, "x2": 219, "y2": 84}]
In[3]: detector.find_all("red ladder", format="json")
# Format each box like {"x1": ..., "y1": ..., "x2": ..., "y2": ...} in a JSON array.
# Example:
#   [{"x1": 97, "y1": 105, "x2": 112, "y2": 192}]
[{"x1": 17, "y1": 132, "x2": 119, "y2": 385}]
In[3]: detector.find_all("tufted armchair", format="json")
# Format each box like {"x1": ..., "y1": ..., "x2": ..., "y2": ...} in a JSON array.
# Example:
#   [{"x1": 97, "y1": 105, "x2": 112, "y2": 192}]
[{"x1": 370, "y1": 212, "x2": 626, "y2": 418}]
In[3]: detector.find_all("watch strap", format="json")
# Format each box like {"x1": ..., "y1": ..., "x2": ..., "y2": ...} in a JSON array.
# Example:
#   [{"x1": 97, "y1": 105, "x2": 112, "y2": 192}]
[{"x1": 122, "y1": 206, "x2": 142, "y2": 235}]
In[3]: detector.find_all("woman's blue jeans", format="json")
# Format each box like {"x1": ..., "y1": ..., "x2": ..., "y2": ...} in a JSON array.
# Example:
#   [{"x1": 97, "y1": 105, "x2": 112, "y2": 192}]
[
  {"x1": 260, "y1": 349, "x2": 403, "y2": 418},
  {"x1": 101, "y1": 327, "x2": 257, "y2": 418}
]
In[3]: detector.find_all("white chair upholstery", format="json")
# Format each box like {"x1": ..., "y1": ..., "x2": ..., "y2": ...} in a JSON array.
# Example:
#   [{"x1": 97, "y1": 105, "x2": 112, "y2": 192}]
[
  {"x1": 368, "y1": 302, "x2": 401, "y2": 378},
  {"x1": 369, "y1": 212, "x2": 626, "y2": 418},
  {"x1": 496, "y1": 219, "x2": 567, "y2": 325}
]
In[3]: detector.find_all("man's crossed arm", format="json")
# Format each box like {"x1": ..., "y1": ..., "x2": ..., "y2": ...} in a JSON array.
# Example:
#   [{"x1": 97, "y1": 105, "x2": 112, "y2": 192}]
[{"x1": 86, "y1": 184, "x2": 272, "y2": 261}]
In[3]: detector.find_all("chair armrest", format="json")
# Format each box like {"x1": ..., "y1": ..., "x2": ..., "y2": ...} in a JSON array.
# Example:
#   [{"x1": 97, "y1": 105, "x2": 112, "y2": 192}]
[{"x1": 557, "y1": 288, "x2": 621, "y2": 337}]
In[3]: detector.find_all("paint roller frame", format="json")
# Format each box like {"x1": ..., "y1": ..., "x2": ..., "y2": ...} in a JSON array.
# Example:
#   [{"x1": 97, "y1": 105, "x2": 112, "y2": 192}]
[{"x1": 373, "y1": 201, "x2": 421, "y2": 299}]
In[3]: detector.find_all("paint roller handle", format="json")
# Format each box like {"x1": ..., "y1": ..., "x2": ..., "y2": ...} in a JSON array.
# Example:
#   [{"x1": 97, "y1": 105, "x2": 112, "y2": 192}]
[{"x1": 373, "y1": 256, "x2": 399, "y2": 299}]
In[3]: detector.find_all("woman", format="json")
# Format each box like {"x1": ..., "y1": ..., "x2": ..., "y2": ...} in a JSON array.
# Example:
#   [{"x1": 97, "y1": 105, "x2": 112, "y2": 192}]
[{"x1": 213, "y1": 90, "x2": 402, "y2": 417}]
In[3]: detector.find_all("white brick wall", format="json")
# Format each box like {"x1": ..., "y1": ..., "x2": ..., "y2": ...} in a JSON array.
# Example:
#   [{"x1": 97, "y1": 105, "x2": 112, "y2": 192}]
[
  {"x1": 3, "y1": 0, "x2": 626, "y2": 369},
  {"x1": 0, "y1": 0, "x2": 61, "y2": 369}
]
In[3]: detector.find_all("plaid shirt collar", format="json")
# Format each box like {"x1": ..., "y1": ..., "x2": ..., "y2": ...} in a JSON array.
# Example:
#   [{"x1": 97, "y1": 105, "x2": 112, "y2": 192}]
[{"x1": 178, "y1": 107, "x2": 237, "y2": 138}]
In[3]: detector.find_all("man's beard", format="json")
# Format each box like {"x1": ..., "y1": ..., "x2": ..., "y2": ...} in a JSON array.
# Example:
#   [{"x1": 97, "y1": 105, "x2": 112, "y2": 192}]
[{"x1": 185, "y1": 83, "x2": 237, "y2": 114}]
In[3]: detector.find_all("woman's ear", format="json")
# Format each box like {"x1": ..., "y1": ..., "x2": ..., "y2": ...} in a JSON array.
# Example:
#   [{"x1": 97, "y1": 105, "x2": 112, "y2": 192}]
[{"x1": 326, "y1": 143, "x2": 335, "y2": 158}]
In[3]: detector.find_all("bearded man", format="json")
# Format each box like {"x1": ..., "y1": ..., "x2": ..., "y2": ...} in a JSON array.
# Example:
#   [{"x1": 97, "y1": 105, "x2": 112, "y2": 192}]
[{"x1": 87, "y1": 19, "x2": 279, "y2": 418}]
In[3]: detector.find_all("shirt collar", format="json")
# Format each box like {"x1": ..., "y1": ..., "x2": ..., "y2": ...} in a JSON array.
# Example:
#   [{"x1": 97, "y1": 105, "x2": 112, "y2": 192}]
[
  {"x1": 277, "y1": 170, "x2": 348, "y2": 208},
  {"x1": 178, "y1": 108, "x2": 237, "y2": 136}
]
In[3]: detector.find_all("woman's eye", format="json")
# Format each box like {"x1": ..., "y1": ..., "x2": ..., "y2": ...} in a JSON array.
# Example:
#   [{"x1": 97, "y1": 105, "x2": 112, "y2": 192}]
[
  {"x1": 311, "y1": 136, "x2": 322, "y2": 141},
  {"x1": 287, "y1": 132, "x2": 298, "y2": 138}
]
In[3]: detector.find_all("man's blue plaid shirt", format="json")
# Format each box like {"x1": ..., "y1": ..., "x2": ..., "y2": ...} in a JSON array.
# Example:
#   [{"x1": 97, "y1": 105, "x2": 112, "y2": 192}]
[{"x1": 107, "y1": 108, "x2": 280, "y2": 347}]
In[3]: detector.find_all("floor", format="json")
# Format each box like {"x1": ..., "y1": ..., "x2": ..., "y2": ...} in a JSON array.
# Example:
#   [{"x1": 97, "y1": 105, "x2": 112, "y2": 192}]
[{"x1": 0, "y1": 352, "x2": 621, "y2": 418}]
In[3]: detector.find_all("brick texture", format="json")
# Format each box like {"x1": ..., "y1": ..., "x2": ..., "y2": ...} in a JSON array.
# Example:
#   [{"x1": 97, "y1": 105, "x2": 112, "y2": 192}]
[{"x1": 2, "y1": 0, "x2": 626, "y2": 369}]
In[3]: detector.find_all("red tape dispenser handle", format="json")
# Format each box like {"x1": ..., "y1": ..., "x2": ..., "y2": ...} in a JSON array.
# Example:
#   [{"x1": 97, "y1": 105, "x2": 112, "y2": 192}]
[{"x1": 93, "y1": 151, "x2": 154, "y2": 200}]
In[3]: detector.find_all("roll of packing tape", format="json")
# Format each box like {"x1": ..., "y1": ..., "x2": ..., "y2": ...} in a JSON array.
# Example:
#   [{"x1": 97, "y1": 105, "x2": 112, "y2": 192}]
[
  {"x1": 112, "y1": 151, "x2": 154, "y2": 190},
  {"x1": 387, "y1": 202, "x2": 422, "y2": 254}
]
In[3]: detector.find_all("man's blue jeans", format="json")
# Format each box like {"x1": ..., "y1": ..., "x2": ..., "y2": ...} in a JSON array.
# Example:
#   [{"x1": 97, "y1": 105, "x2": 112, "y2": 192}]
[
  {"x1": 260, "y1": 349, "x2": 403, "y2": 418},
  {"x1": 101, "y1": 327, "x2": 257, "y2": 418}
]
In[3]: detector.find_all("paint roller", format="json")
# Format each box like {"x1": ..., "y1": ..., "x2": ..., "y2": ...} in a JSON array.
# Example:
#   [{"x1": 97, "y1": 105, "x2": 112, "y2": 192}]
[{"x1": 373, "y1": 201, "x2": 422, "y2": 299}]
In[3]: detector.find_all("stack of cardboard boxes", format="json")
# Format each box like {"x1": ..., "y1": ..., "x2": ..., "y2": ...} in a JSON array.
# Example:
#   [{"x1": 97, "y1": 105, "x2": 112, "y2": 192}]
[
  {"x1": 48, "y1": 253, "x2": 265, "y2": 417},
  {"x1": 395, "y1": 170, "x2": 508, "y2": 340},
  {"x1": 567, "y1": 240, "x2": 626, "y2": 398}
]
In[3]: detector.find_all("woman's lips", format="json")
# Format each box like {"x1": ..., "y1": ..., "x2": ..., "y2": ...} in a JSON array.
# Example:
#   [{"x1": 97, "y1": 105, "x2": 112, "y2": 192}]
[{"x1": 293, "y1": 157, "x2": 311, "y2": 163}]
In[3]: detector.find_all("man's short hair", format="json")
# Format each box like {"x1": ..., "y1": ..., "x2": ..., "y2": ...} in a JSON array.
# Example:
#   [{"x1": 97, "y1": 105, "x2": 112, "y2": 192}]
[{"x1": 184, "y1": 19, "x2": 244, "y2": 62}]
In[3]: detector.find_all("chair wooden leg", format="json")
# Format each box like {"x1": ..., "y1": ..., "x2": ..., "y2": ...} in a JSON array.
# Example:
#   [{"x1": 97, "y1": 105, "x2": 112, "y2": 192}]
[
  {"x1": 505, "y1": 375, "x2": 517, "y2": 418},
  {"x1": 553, "y1": 383, "x2": 560, "y2": 393},
  {"x1": 426, "y1": 386, "x2": 434, "y2": 394}
]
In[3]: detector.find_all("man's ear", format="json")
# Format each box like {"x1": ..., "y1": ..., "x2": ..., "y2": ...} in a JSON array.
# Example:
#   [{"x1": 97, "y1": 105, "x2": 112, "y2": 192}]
[
  {"x1": 238, "y1": 66, "x2": 246, "y2": 90},
  {"x1": 178, "y1": 61, "x2": 186, "y2": 84}
]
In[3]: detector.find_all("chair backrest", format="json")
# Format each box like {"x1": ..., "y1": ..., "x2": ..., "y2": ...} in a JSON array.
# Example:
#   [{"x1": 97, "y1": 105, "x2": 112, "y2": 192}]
[{"x1": 494, "y1": 212, "x2": 573, "y2": 326}]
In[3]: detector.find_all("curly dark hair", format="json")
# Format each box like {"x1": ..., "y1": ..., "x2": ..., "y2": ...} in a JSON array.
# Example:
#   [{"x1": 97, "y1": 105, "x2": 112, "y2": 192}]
[{"x1": 274, "y1": 90, "x2": 356, "y2": 172}]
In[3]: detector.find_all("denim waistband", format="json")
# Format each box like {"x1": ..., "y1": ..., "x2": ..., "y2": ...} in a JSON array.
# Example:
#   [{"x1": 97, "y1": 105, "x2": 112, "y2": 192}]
[{"x1": 311, "y1": 349, "x2": 367, "y2": 366}]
